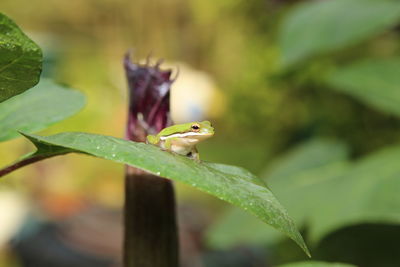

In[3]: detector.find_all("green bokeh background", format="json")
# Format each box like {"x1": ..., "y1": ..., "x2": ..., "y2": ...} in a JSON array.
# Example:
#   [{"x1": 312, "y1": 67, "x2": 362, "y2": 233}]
[{"x1": 1, "y1": 0, "x2": 400, "y2": 266}]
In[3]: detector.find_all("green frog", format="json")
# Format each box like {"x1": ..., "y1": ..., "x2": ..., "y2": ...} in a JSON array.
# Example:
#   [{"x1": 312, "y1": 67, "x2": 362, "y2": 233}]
[{"x1": 147, "y1": 121, "x2": 214, "y2": 161}]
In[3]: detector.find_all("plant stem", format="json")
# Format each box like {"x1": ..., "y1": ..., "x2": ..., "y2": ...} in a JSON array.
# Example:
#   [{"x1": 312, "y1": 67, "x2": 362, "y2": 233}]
[
  {"x1": 124, "y1": 167, "x2": 178, "y2": 267},
  {"x1": 123, "y1": 53, "x2": 178, "y2": 266},
  {"x1": 0, "y1": 153, "x2": 65, "y2": 178}
]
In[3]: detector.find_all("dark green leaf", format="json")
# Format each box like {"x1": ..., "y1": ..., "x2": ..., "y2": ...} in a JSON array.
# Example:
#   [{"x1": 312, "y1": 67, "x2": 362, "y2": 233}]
[
  {"x1": 0, "y1": 13, "x2": 42, "y2": 102},
  {"x1": 325, "y1": 58, "x2": 400, "y2": 116},
  {"x1": 3, "y1": 131, "x2": 310, "y2": 256},
  {"x1": 0, "y1": 79, "x2": 85, "y2": 142},
  {"x1": 279, "y1": 0, "x2": 400, "y2": 67}
]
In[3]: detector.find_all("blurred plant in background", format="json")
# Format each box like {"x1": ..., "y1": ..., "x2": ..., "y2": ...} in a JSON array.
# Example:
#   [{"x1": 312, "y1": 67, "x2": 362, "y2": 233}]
[{"x1": 1, "y1": 0, "x2": 400, "y2": 266}]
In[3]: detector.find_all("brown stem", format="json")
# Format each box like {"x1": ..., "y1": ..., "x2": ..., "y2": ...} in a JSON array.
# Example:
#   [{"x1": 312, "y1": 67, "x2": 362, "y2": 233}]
[
  {"x1": 124, "y1": 166, "x2": 178, "y2": 267},
  {"x1": 0, "y1": 153, "x2": 62, "y2": 178}
]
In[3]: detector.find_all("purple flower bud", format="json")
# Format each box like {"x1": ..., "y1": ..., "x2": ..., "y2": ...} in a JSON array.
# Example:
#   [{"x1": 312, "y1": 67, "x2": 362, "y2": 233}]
[{"x1": 124, "y1": 53, "x2": 175, "y2": 141}]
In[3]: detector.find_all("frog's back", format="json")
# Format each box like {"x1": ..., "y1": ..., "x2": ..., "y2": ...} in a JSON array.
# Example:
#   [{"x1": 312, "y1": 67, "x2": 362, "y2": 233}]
[{"x1": 158, "y1": 122, "x2": 194, "y2": 136}]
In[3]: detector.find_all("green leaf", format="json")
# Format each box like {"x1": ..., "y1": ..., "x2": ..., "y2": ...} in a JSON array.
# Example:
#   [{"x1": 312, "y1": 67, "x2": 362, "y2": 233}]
[
  {"x1": 264, "y1": 139, "x2": 349, "y2": 181},
  {"x1": 307, "y1": 145, "x2": 400, "y2": 241},
  {"x1": 0, "y1": 13, "x2": 42, "y2": 102},
  {"x1": 207, "y1": 139, "x2": 349, "y2": 249},
  {"x1": 266, "y1": 142, "x2": 400, "y2": 243},
  {"x1": 3, "y1": 131, "x2": 310, "y2": 256},
  {"x1": 207, "y1": 206, "x2": 283, "y2": 248},
  {"x1": 279, "y1": 0, "x2": 400, "y2": 67},
  {"x1": 0, "y1": 79, "x2": 86, "y2": 142},
  {"x1": 260, "y1": 142, "x2": 400, "y2": 242},
  {"x1": 325, "y1": 58, "x2": 400, "y2": 116},
  {"x1": 277, "y1": 261, "x2": 357, "y2": 267},
  {"x1": 209, "y1": 137, "x2": 400, "y2": 248}
]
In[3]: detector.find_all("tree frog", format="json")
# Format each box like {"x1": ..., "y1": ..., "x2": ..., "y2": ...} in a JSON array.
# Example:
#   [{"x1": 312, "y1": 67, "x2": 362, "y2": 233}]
[{"x1": 147, "y1": 121, "x2": 214, "y2": 161}]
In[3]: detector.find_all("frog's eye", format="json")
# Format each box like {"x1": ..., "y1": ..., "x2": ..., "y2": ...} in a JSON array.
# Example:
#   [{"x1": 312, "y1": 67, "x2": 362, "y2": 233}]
[{"x1": 191, "y1": 124, "x2": 200, "y2": 131}]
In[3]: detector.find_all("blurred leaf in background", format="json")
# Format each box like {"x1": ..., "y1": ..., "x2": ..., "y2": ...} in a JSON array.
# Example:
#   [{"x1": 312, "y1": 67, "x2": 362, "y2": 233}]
[
  {"x1": 279, "y1": 0, "x2": 400, "y2": 67},
  {"x1": 325, "y1": 58, "x2": 400, "y2": 116},
  {"x1": 208, "y1": 137, "x2": 400, "y2": 266},
  {"x1": 207, "y1": 139, "x2": 349, "y2": 249},
  {"x1": 0, "y1": 79, "x2": 85, "y2": 142},
  {"x1": 277, "y1": 261, "x2": 357, "y2": 267}
]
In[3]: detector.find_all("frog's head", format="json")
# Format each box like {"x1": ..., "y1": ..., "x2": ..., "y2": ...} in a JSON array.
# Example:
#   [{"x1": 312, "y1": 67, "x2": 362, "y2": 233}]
[
  {"x1": 158, "y1": 120, "x2": 214, "y2": 144},
  {"x1": 188, "y1": 121, "x2": 214, "y2": 140}
]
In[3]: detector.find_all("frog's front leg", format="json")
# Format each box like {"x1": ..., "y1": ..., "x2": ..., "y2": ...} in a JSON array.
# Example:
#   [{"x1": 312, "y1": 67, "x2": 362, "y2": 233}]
[
  {"x1": 163, "y1": 138, "x2": 173, "y2": 150},
  {"x1": 188, "y1": 146, "x2": 200, "y2": 162}
]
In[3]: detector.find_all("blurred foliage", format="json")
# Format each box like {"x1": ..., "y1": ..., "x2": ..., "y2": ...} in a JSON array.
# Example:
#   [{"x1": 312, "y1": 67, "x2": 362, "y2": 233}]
[
  {"x1": 279, "y1": 0, "x2": 400, "y2": 67},
  {"x1": 313, "y1": 224, "x2": 400, "y2": 267},
  {"x1": 206, "y1": 139, "x2": 348, "y2": 251},
  {"x1": 208, "y1": 138, "x2": 400, "y2": 266},
  {"x1": 0, "y1": 79, "x2": 85, "y2": 142},
  {"x1": 211, "y1": 138, "x2": 400, "y2": 242},
  {"x1": 326, "y1": 58, "x2": 400, "y2": 116},
  {"x1": 1, "y1": 0, "x2": 400, "y2": 266},
  {"x1": 277, "y1": 261, "x2": 356, "y2": 267}
]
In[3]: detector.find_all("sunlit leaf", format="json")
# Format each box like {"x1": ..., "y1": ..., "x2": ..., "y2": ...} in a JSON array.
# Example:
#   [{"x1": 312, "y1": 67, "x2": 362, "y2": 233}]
[
  {"x1": 277, "y1": 261, "x2": 356, "y2": 267},
  {"x1": 0, "y1": 79, "x2": 85, "y2": 142},
  {"x1": 0, "y1": 13, "x2": 42, "y2": 102},
  {"x1": 325, "y1": 58, "x2": 400, "y2": 116},
  {"x1": 1, "y1": 132, "x2": 310, "y2": 256},
  {"x1": 279, "y1": 0, "x2": 400, "y2": 67}
]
